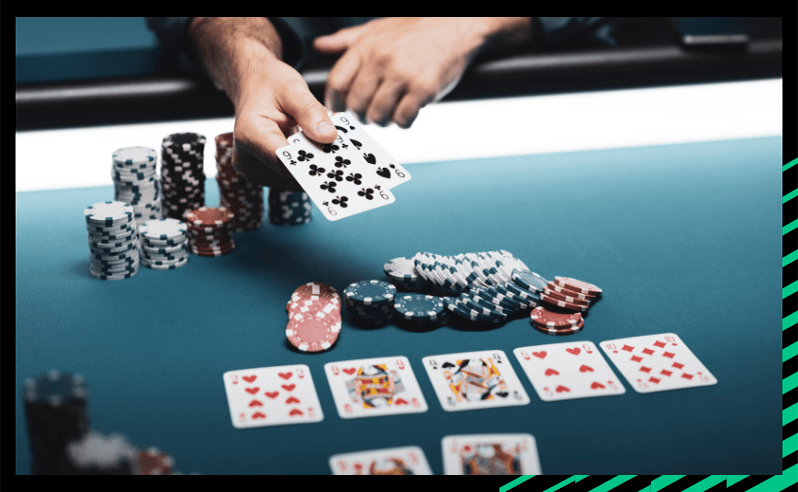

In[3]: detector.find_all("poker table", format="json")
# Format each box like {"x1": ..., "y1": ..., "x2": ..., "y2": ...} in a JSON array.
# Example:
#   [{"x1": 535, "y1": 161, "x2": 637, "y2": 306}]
[{"x1": 16, "y1": 86, "x2": 783, "y2": 473}]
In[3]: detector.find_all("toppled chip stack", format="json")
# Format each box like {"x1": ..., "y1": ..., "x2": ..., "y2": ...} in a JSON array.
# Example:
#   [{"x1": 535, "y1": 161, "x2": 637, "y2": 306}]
[
  {"x1": 393, "y1": 294, "x2": 449, "y2": 328},
  {"x1": 23, "y1": 370, "x2": 90, "y2": 474},
  {"x1": 161, "y1": 133, "x2": 206, "y2": 220},
  {"x1": 214, "y1": 132, "x2": 265, "y2": 232},
  {"x1": 135, "y1": 447, "x2": 175, "y2": 475},
  {"x1": 66, "y1": 431, "x2": 137, "y2": 475},
  {"x1": 268, "y1": 189, "x2": 312, "y2": 225},
  {"x1": 184, "y1": 206, "x2": 236, "y2": 257},
  {"x1": 138, "y1": 218, "x2": 189, "y2": 270},
  {"x1": 343, "y1": 280, "x2": 397, "y2": 327},
  {"x1": 286, "y1": 282, "x2": 342, "y2": 352},
  {"x1": 111, "y1": 146, "x2": 162, "y2": 225},
  {"x1": 518, "y1": 274, "x2": 602, "y2": 336},
  {"x1": 383, "y1": 257, "x2": 428, "y2": 291},
  {"x1": 84, "y1": 201, "x2": 140, "y2": 280}
]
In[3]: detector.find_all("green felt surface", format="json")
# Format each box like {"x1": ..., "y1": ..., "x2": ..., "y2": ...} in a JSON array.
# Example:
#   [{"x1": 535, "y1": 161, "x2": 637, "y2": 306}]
[{"x1": 16, "y1": 136, "x2": 782, "y2": 475}]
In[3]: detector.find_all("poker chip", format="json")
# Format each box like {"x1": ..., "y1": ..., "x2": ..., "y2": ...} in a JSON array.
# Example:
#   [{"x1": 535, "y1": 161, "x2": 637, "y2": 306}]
[
  {"x1": 184, "y1": 207, "x2": 236, "y2": 257},
  {"x1": 457, "y1": 294, "x2": 508, "y2": 321},
  {"x1": 344, "y1": 280, "x2": 396, "y2": 306},
  {"x1": 545, "y1": 281, "x2": 597, "y2": 301},
  {"x1": 289, "y1": 282, "x2": 341, "y2": 311},
  {"x1": 540, "y1": 286, "x2": 591, "y2": 306},
  {"x1": 111, "y1": 147, "x2": 162, "y2": 225},
  {"x1": 511, "y1": 269, "x2": 549, "y2": 293},
  {"x1": 393, "y1": 294, "x2": 446, "y2": 322},
  {"x1": 66, "y1": 431, "x2": 137, "y2": 474},
  {"x1": 215, "y1": 132, "x2": 265, "y2": 232},
  {"x1": 530, "y1": 305, "x2": 582, "y2": 328},
  {"x1": 502, "y1": 280, "x2": 542, "y2": 303},
  {"x1": 539, "y1": 293, "x2": 589, "y2": 312},
  {"x1": 268, "y1": 188, "x2": 312, "y2": 226},
  {"x1": 139, "y1": 219, "x2": 189, "y2": 270},
  {"x1": 286, "y1": 309, "x2": 341, "y2": 352},
  {"x1": 443, "y1": 297, "x2": 504, "y2": 324},
  {"x1": 136, "y1": 447, "x2": 175, "y2": 475},
  {"x1": 532, "y1": 317, "x2": 585, "y2": 336},
  {"x1": 554, "y1": 277, "x2": 603, "y2": 296},
  {"x1": 84, "y1": 201, "x2": 140, "y2": 280},
  {"x1": 383, "y1": 257, "x2": 428, "y2": 291},
  {"x1": 161, "y1": 133, "x2": 207, "y2": 220}
]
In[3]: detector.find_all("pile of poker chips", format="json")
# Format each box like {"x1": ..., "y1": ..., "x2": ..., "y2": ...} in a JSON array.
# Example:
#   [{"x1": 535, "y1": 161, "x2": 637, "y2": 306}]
[
  {"x1": 23, "y1": 370, "x2": 90, "y2": 474},
  {"x1": 343, "y1": 280, "x2": 397, "y2": 327},
  {"x1": 521, "y1": 275, "x2": 602, "y2": 336},
  {"x1": 285, "y1": 282, "x2": 342, "y2": 352},
  {"x1": 85, "y1": 201, "x2": 140, "y2": 280},
  {"x1": 393, "y1": 294, "x2": 450, "y2": 328},
  {"x1": 138, "y1": 218, "x2": 189, "y2": 270},
  {"x1": 66, "y1": 431, "x2": 138, "y2": 474},
  {"x1": 268, "y1": 189, "x2": 312, "y2": 226},
  {"x1": 135, "y1": 447, "x2": 175, "y2": 475},
  {"x1": 161, "y1": 133, "x2": 206, "y2": 220},
  {"x1": 111, "y1": 147, "x2": 162, "y2": 225},
  {"x1": 214, "y1": 132, "x2": 265, "y2": 231},
  {"x1": 411, "y1": 251, "x2": 532, "y2": 294},
  {"x1": 184, "y1": 206, "x2": 236, "y2": 257},
  {"x1": 383, "y1": 257, "x2": 429, "y2": 291}
]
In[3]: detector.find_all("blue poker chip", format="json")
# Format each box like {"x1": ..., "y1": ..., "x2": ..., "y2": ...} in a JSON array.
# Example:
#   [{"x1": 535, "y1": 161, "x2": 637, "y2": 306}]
[
  {"x1": 457, "y1": 294, "x2": 508, "y2": 321},
  {"x1": 384, "y1": 257, "x2": 422, "y2": 281},
  {"x1": 512, "y1": 269, "x2": 549, "y2": 293},
  {"x1": 492, "y1": 284, "x2": 536, "y2": 310},
  {"x1": 471, "y1": 285, "x2": 521, "y2": 310},
  {"x1": 344, "y1": 280, "x2": 397, "y2": 306},
  {"x1": 504, "y1": 279, "x2": 543, "y2": 302},
  {"x1": 442, "y1": 297, "x2": 504, "y2": 324},
  {"x1": 465, "y1": 291, "x2": 516, "y2": 317},
  {"x1": 393, "y1": 294, "x2": 446, "y2": 321}
]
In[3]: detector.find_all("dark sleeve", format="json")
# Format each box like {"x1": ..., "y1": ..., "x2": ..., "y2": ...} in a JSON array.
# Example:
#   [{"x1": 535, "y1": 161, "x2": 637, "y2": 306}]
[{"x1": 537, "y1": 17, "x2": 622, "y2": 48}]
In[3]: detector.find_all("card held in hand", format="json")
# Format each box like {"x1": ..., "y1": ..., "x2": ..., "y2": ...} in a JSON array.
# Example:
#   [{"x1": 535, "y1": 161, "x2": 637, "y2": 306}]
[{"x1": 275, "y1": 129, "x2": 395, "y2": 221}]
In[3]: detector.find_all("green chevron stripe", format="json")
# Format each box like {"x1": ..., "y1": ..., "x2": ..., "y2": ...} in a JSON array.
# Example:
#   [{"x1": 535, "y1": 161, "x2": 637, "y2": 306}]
[
  {"x1": 785, "y1": 342, "x2": 798, "y2": 363},
  {"x1": 785, "y1": 312, "x2": 798, "y2": 331},
  {"x1": 784, "y1": 157, "x2": 798, "y2": 172},
  {"x1": 784, "y1": 403, "x2": 797, "y2": 425},
  {"x1": 539, "y1": 476, "x2": 577, "y2": 492},
  {"x1": 499, "y1": 475, "x2": 534, "y2": 491},
  {"x1": 683, "y1": 476, "x2": 726, "y2": 492},
  {"x1": 651, "y1": 475, "x2": 685, "y2": 492},
  {"x1": 785, "y1": 219, "x2": 798, "y2": 236},
  {"x1": 746, "y1": 464, "x2": 798, "y2": 492},
  {"x1": 785, "y1": 281, "x2": 798, "y2": 299},
  {"x1": 786, "y1": 188, "x2": 798, "y2": 203},
  {"x1": 785, "y1": 372, "x2": 797, "y2": 394},
  {"x1": 588, "y1": 475, "x2": 636, "y2": 492},
  {"x1": 785, "y1": 433, "x2": 797, "y2": 458},
  {"x1": 786, "y1": 250, "x2": 798, "y2": 267},
  {"x1": 727, "y1": 476, "x2": 749, "y2": 487}
]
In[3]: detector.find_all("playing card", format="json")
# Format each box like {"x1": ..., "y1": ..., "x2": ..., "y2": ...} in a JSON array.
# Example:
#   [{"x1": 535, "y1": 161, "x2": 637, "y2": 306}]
[
  {"x1": 600, "y1": 333, "x2": 717, "y2": 393},
  {"x1": 329, "y1": 446, "x2": 433, "y2": 475},
  {"x1": 513, "y1": 341, "x2": 626, "y2": 402},
  {"x1": 324, "y1": 356, "x2": 428, "y2": 419},
  {"x1": 222, "y1": 364, "x2": 323, "y2": 429},
  {"x1": 276, "y1": 130, "x2": 395, "y2": 221},
  {"x1": 441, "y1": 434, "x2": 541, "y2": 475},
  {"x1": 422, "y1": 350, "x2": 530, "y2": 411},
  {"x1": 329, "y1": 112, "x2": 412, "y2": 189}
]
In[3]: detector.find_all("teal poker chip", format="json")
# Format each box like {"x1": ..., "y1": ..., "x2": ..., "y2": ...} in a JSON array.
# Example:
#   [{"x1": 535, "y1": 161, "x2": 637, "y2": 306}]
[
  {"x1": 457, "y1": 294, "x2": 508, "y2": 321},
  {"x1": 504, "y1": 279, "x2": 543, "y2": 302},
  {"x1": 384, "y1": 257, "x2": 422, "y2": 281},
  {"x1": 393, "y1": 294, "x2": 446, "y2": 321},
  {"x1": 472, "y1": 285, "x2": 522, "y2": 311},
  {"x1": 492, "y1": 284, "x2": 537, "y2": 310},
  {"x1": 465, "y1": 291, "x2": 515, "y2": 317},
  {"x1": 443, "y1": 297, "x2": 504, "y2": 324},
  {"x1": 512, "y1": 269, "x2": 549, "y2": 293},
  {"x1": 344, "y1": 280, "x2": 397, "y2": 306}
]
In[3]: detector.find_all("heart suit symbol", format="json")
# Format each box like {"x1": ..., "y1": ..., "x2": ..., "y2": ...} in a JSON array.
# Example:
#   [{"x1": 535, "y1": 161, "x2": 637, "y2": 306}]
[{"x1": 545, "y1": 368, "x2": 560, "y2": 376}]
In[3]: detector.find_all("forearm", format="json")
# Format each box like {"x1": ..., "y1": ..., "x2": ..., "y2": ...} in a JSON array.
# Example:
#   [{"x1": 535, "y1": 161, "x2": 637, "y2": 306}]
[
  {"x1": 477, "y1": 17, "x2": 536, "y2": 54},
  {"x1": 188, "y1": 17, "x2": 284, "y2": 107}
]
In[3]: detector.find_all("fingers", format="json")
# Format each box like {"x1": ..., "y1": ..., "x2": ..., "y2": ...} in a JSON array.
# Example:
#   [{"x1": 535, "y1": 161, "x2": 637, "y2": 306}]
[
  {"x1": 313, "y1": 25, "x2": 365, "y2": 54},
  {"x1": 279, "y1": 84, "x2": 337, "y2": 145},
  {"x1": 325, "y1": 50, "x2": 362, "y2": 114},
  {"x1": 366, "y1": 79, "x2": 407, "y2": 127},
  {"x1": 393, "y1": 87, "x2": 437, "y2": 129},
  {"x1": 232, "y1": 139, "x2": 303, "y2": 192}
]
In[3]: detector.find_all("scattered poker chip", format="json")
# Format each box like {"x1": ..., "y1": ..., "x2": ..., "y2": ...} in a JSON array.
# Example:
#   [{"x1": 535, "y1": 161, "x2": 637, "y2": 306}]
[
  {"x1": 466, "y1": 291, "x2": 515, "y2": 317},
  {"x1": 553, "y1": 277, "x2": 603, "y2": 296},
  {"x1": 545, "y1": 281, "x2": 597, "y2": 300},
  {"x1": 530, "y1": 305, "x2": 582, "y2": 328},
  {"x1": 539, "y1": 293, "x2": 589, "y2": 312},
  {"x1": 541, "y1": 287, "x2": 591, "y2": 306},
  {"x1": 532, "y1": 317, "x2": 585, "y2": 336},
  {"x1": 502, "y1": 280, "x2": 542, "y2": 303},
  {"x1": 215, "y1": 132, "x2": 265, "y2": 232},
  {"x1": 511, "y1": 269, "x2": 549, "y2": 293},
  {"x1": 491, "y1": 284, "x2": 535, "y2": 311},
  {"x1": 383, "y1": 257, "x2": 428, "y2": 291},
  {"x1": 443, "y1": 297, "x2": 504, "y2": 324},
  {"x1": 344, "y1": 280, "x2": 397, "y2": 306},
  {"x1": 136, "y1": 447, "x2": 175, "y2": 475},
  {"x1": 457, "y1": 294, "x2": 508, "y2": 321},
  {"x1": 286, "y1": 310, "x2": 341, "y2": 352},
  {"x1": 393, "y1": 294, "x2": 446, "y2": 321},
  {"x1": 268, "y1": 188, "x2": 312, "y2": 226}
]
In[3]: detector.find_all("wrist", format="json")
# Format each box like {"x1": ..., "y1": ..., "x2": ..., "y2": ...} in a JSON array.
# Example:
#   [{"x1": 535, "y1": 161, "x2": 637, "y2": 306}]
[{"x1": 476, "y1": 17, "x2": 534, "y2": 53}]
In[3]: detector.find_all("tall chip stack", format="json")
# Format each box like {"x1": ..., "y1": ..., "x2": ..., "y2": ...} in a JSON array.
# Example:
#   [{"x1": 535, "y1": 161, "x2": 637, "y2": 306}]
[
  {"x1": 160, "y1": 133, "x2": 207, "y2": 220},
  {"x1": 214, "y1": 132, "x2": 265, "y2": 231},
  {"x1": 111, "y1": 146, "x2": 162, "y2": 226},
  {"x1": 268, "y1": 189, "x2": 312, "y2": 225},
  {"x1": 66, "y1": 431, "x2": 137, "y2": 474},
  {"x1": 23, "y1": 370, "x2": 90, "y2": 474}
]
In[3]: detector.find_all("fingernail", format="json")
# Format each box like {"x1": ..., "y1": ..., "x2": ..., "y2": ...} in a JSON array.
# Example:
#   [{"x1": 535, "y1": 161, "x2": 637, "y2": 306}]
[{"x1": 317, "y1": 121, "x2": 335, "y2": 135}]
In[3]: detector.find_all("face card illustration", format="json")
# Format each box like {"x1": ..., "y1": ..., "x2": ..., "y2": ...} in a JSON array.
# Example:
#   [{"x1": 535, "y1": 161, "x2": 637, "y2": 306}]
[
  {"x1": 222, "y1": 364, "x2": 323, "y2": 429},
  {"x1": 441, "y1": 434, "x2": 542, "y2": 475},
  {"x1": 422, "y1": 350, "x2": 530, "y2": 412},
  {"x1": 324, "y1": 356, "x2": 428, "y2": 419},
  {"x1": 513, "y1": 341, "x2": 626, "y2": 402},
  {"x1": 329, "y1": 446, "x2": 433, "y2": 475},
  {"x1": 600, "y1": 333, "x2": 717, "y2": 394},
  {"x1": 329, "y1": 112, "x2": 412, "y2": 189},
  {"x1": 275, "y1": 131, "x2": 395, "y2": 221}
]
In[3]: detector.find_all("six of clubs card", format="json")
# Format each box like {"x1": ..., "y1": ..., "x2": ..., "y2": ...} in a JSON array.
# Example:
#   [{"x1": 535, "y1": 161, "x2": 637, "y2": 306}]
[
  {"x1": 329, "y1": 446, "x2": 432, "y2": 475},
  {"x1": 422, "y1": 350, "x2": 530, "y2": 411},
  {"x1": 514, "y1": 341, "x2": 625, "y2": 402},
  {"x1": 600, "y1": 333, "x2": 717, "y2": 393},
  {"x1": 441, "y1": 434, "x2": 541, "y2": 475},
  {"x1": 222, "y1": 364, "x2": 323, "y2": 429},
  {"x1": 324, "y1": 356, "x2": 428, "y2": 418}
]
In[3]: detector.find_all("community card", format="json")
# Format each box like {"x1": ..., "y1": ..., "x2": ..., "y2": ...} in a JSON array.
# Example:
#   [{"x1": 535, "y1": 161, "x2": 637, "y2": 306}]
[
  {"x1": 329, "y1": 111, "x2": 412, "y2": 189},
  {"x1": 422, "y1": 350, "x2": 530, "y2": 412},
  {"x1": 324, "y1": 356, "x2": 428, "y2": 419},
  {"x1": 600, "y1": 333, "x2": 717, "y2": 393},
  {"x1": 276, "y1": 130, "x2": 395, "y2": 221},
  {"x1": 329, "y1": 446, "x2": 433, "y2": 475},
  {"x1": 222, "y1": 364, "x2": 323, "y2": 429},
  {"x1": 513, "y1": 341, "x2": 626, "y2": 402},
  {"x1": 441, "y1": 434, "x2": 542, "y2": 475}
]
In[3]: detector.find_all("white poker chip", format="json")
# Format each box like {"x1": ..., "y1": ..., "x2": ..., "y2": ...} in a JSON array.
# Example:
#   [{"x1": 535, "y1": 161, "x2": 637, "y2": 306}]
[
  {"x1": 139, "y1": 218, "x2": 188, "y2": 240},
  {"x1": 84, "y1": 201, "x2": 134, "y2": 223}
]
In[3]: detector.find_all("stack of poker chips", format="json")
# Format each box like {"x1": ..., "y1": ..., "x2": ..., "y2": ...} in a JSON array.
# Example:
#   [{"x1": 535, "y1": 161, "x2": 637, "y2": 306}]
[
  {"x1": 383, "y1": 257, "x2": 429, "y2": 291},
  {"x1": 268, "y1": 189, "x2": 312, "y2": 225},
  {"x1": 285, "y1": 282, "x2": 342, "y2": 352},
  {"x1": 393, "y1": 294, "x2": 450, "y2": 328},
  {"x1": 111, "y1": 146, "x2": 162, "y2": 225},
  {"x1": 160, "y1": 132, "x2": 206, "y2": 220},
  {"x1": 85, "y1": 201, "x2": 140, "y2": 280},
  {"x1": 184, "y1": 206, "x2": 236, "y2": 257},
  {"x1": 23, "y1": 370, "x2": 90, "y2": 474},
  {"x1": 214, "y1": 132, "x2": 265, "y2": 231},
  {"x1": 135, "y1": 447, "x2": 175, "y2": 475},
  {"x1": 343, "y1": 280, "x2": 397, "y2": 327},
  {"x1": 66, "y1": 431, "x2": 138, "y2": 475},
  {"x1": 519, "y1": 274, "x2": 602, "y2": 336},
  {"x1": 138, "y1": 218, "x2": 189, "y2": 270}
]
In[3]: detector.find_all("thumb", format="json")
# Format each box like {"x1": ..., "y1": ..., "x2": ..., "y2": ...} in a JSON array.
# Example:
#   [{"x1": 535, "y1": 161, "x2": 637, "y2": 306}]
[
  {"x1": 313, "y1": 25, "x2": 365, "y2": 54},
  {"x1": 281, "y1": 87, "x2": 338, "y2": 144}
]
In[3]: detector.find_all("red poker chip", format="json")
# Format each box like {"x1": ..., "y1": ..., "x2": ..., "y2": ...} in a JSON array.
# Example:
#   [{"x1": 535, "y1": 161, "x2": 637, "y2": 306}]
[
  {"x1": 539, "y1": 293, "x2": 589, "y2": 312},
  {"x1": 289, "y1": 283, "x2": 341, "y2": 310},
  {"x1": 529, "y1": 305, "x2": 582, "y2": 328},
  {"x1": 285, "y1": 310, "x2": 341, "y2": 352},
  {"x1": 533, "y1": 317, "x2": 585, "y2": 336},
  {"x1": 184, "y1": 207, "x2": 235, "y2": 228},
  {"x1": 541, "y1": 287, "x2": 590, "y2": 307},
  {"x1": 546, "y1": 282, "x2": 596, "y2": 300},
  {"x1": 553, "y1": 277, "x2": 603, "y2": 295},
  {"x1": 136, "y1": 448, "x2": 174, "y2": 475}
]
